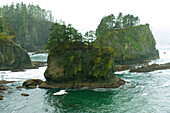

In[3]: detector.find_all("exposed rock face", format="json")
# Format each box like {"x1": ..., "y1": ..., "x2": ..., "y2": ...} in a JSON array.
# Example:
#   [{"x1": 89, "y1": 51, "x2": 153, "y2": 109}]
[
  {"x1": 94, "y1": 24, "x2": 159, "y2": 64},
  {"x1": 0, "y1": 39, "x2": 33, "y2": 70}
]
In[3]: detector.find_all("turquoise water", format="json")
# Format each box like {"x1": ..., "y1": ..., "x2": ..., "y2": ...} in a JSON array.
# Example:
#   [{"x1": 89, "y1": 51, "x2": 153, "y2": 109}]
[
  {"x1": 1, "y1": 69, "x2": 170, "y2": 113},
  {"x1": 1, "y1": 37, "x2": 170, "y2": 112}
]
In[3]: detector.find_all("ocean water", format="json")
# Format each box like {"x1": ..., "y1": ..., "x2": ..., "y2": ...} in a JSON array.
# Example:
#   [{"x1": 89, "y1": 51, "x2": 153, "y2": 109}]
[{"x1": 1, "y1": 41, "x2": 170, "y2": 113}]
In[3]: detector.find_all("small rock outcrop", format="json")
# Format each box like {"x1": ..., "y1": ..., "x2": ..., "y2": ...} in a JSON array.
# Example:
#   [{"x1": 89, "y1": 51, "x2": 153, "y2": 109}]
[
  {"x1": 0, "y1": 95, "x2": 3, "y2": 100},
  {"x1": 21, "y1": 93, "x2": 29, "y2": 96},
  {"x1": 0, "y1": 80, "x2": 16, "y2": 100},
  {"x1": 22, "y1": 79, "x2": 43, "y2": 89},
  {"x1": 0, "y1": 85, "x2": 7, "y2": 90}
]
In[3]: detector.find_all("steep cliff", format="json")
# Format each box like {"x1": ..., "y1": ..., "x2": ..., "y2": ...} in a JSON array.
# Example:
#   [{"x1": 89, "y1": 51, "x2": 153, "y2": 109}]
[
  {"x1": 0, "y1": 35, "x2": 33, "y2": 70},
  {"x1": 42, "y1": 43, "x2": 125, "y2": 88},
  {"x1": 94, "y1": 24, "x2": 159, "y2": 64}
]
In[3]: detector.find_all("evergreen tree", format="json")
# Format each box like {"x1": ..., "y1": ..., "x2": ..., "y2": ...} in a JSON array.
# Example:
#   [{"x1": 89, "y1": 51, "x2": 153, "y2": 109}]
[
  {"x1": 46, "y1": 22, "x2": 84, "y2": 51},
  {"x1": 0, "y1": 3, "x2": 54, "y2": 50},
  {"x1": 96, "y1": 13, "x2": 141, "y2": 36},
  {"x1": 114, "y1": 12, "x2": 123, "y2": 29},
  {"x1": 96, "y1": 14, "x2": 115, "y2": 36}
]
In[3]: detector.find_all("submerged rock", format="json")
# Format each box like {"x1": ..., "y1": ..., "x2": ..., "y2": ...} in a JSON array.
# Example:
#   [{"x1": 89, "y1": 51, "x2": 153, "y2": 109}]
[{"x1": 22, "y1": 79, "x2": 43, "y2": 89}]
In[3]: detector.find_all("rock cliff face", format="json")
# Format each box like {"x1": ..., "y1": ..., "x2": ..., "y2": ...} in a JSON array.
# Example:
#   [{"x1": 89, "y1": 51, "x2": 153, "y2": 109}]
[
  {"x1": 94, "y1": 24, "x2": 159, "y2": 64},
  {"x1": 42, "y1": 43, "x2": 125, "y2": 88},
  {"x1": 0, "y1": 39, "x2": 33, "y2": 70}
]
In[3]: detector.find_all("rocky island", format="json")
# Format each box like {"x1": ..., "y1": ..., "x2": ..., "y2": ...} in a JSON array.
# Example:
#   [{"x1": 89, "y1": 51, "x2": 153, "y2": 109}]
[
  {"x1": 40, "y1": 13, "x2": 159, "y2": 89},
  {"x1": 95, "y1": 24, "x2": 159, "y2": 64}
]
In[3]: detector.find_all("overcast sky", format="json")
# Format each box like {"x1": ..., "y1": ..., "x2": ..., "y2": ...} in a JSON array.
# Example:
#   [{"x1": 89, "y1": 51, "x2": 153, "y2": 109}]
[{"x1": 1, "y1": 0, "x2": 170, "y2": 42}]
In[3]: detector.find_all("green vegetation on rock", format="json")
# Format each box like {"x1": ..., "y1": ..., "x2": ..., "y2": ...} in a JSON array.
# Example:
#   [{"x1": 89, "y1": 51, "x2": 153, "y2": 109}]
[
  {"x1": 94, "y1": 14, "x2": 159, "y2": 64},
  {"x1": 44, "y1": 13, "x2": 158, "y2": 88},
  {"x1": 45, "y1": 22, "x2": 115, "y2": 83},
  {"x1": 96, "y1": 13, "x2": 140, "y2": 36}
]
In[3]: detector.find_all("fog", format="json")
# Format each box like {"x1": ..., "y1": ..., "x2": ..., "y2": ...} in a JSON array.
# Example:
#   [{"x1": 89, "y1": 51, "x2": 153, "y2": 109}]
[{"x1": 1, "y1": 0, "x2": 170, "y2": 44}]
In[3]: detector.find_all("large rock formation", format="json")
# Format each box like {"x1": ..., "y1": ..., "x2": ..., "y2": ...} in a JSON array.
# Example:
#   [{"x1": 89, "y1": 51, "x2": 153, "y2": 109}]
[
  {"x1": 41, "y1": 43, "x2": 125, "y2": 88},
  {"x1": 94, "y1": 24, "x2": 159, "y2": 64},
  {"x1": 42, "y1": 24, "x2": 159, "y2": 89},
  {"x1": 0, "y1": 38, "x2": 33, "y2": 70}
]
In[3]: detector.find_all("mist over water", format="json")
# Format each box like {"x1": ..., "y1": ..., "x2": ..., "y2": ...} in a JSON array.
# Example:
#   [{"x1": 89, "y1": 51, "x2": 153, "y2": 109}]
[{"x1": 1, "y1": 31, "x2": 170, "y2": 112}]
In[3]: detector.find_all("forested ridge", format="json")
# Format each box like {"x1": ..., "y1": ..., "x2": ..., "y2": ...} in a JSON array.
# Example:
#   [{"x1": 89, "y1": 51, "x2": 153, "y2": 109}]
[{"x1": 0, "y1": 2, "x2": 53, "y2": 51}]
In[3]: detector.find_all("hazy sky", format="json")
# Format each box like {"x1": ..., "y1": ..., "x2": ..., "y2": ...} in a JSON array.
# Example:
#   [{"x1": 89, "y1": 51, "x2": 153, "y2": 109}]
[{"x1": 1, "y1": 0, "x2": 170, "y2": 40}]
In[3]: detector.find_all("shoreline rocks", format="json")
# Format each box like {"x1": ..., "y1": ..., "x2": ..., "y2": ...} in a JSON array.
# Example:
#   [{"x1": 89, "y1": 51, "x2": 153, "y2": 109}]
[
  {"x1": 130, "y1": 63, "x2": 170, "y2": 73},
  {"x1": 0, "y1": 80, "x2": 16, "y2": 100}
]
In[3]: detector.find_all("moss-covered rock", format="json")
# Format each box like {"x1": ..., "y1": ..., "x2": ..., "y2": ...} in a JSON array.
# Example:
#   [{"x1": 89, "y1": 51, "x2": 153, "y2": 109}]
[
  {"x1": 44, "y1": 42, "x2": 125, "y2": 88},
  {"x1": 94, "y1": 24, "x2": 159, "y2": 64},
  {"x1": 0, "y1": 37, "x2": 33, "y2": 70}
]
